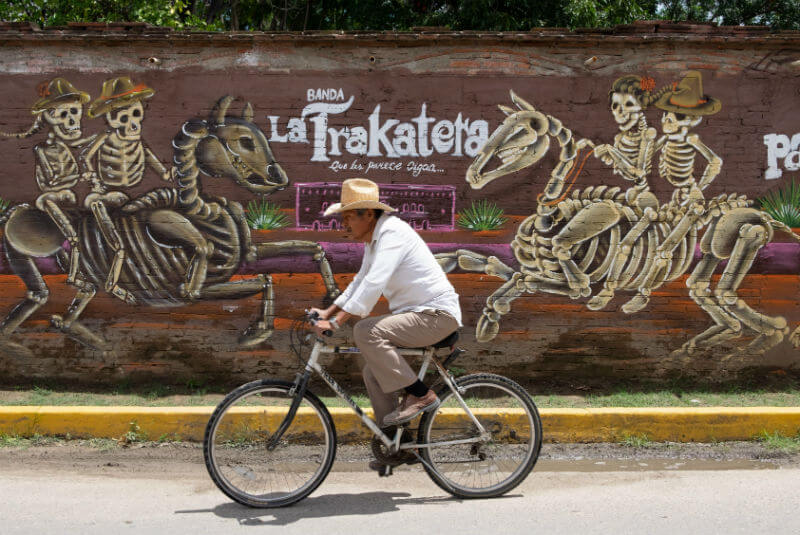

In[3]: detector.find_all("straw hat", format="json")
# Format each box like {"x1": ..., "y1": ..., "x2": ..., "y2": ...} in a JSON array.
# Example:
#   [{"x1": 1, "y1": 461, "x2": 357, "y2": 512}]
[
  {"x1": 654, "y1": 71, "x2": 721, "y2": 116},
  {"x1": 87, "y1": 77, "x2": 154, "y2": 118},
  {"x1": 323, "y1": 178, "x2": 396, "y2": 216},
  {"x1": 31, "y1": 78, "x2": 90, "y2": 114}
]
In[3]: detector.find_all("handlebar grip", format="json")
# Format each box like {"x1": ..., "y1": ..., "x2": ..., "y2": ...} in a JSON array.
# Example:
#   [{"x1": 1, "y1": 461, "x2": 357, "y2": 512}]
[{"x1": 304, "y1": 310, "x2": 332, "y2": 336}]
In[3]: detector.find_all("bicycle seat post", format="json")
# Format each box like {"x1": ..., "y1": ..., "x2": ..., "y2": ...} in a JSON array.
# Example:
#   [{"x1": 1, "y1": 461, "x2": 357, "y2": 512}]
[{"x1": 416, "y1": 348, "x2": 433, "y2": 381}]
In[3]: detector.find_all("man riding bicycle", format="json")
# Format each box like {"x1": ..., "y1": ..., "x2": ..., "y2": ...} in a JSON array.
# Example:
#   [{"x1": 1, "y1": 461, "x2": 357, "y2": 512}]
[{"x1": 310, "y1": 178, "x2": 462, "y2": 472}]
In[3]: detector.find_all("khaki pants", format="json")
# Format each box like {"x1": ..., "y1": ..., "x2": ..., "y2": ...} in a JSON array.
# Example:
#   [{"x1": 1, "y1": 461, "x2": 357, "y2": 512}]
[{"x1": 353, "y1": 310, "x2": 460, "y2": 425}]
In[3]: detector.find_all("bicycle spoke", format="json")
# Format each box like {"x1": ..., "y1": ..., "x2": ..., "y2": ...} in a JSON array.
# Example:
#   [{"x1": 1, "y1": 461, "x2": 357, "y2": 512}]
[
  {"x1": 418, "y1": 374, "x2": 541, "y2": 498},
  {"x1": 204, "y1": 380, "x2": 336, "y2": 508}
]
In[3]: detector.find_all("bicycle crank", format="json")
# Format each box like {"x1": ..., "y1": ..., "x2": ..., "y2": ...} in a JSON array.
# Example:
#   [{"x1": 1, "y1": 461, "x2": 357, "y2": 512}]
[{"x1": 371, "y1": 426, "x2": 417, "y2": 467}]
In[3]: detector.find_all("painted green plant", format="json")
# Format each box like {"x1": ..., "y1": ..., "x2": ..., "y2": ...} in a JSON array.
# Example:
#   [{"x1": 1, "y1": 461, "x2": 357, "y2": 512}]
[
  {"x1": 758, "y1": 179, "x2": 800, "y2": 227},
  {"x1": 457, "y1": 199, "x2": 507, "y2": 231},
  {"x1": 245, "y1": 200, "x2": 289, "y2": 230},
  {"x1": 0, "y1": 197, "x2": 12, "y2": 215}
]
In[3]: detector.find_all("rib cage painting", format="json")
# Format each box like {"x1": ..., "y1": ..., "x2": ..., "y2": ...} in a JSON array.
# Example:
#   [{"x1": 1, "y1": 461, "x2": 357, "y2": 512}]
[
  {"x1": 437, "y1": 71, "x2": 800, "y2": 360},
  {"x1": 0, "y1": 77, "x2": 340, "y2": 355}
]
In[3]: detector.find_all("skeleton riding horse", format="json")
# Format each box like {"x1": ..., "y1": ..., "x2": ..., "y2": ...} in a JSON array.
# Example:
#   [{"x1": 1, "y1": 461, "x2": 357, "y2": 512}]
[
  {"x1": 0, "y1": 95, "x2": 340, "y2": 352},
  {"x1": 437, "y1": 89, "x2": 800, "y2": 358}
]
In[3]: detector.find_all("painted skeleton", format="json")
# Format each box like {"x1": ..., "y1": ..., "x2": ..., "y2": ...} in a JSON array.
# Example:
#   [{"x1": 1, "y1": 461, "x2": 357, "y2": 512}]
[
  {"x1": 585, "y1": 77, "x2": 669, "y2": 311},
  {"x1": 33, "y1": 103, "x2": 96, "y2": 285},
  {"x1": 595, "y1": 73, "x2": 726, "y2": 314},
  {"x1": 82, "y1": 91, "x2": 172, "y2": 304},
  {"x1": 0, "y1": 79, "x2": 95, "y2": 287},
  {"x1": 83, "y1": 101, "x2": 170, "y2": 188},
  {"x1": 618, "y1": 111, "x2": 724, "y2": 312},
  {"x1": 593, "y1": 78, "x2": 659, "y2": 191},
  {"x1": 436, "y1": 89, "x2": 795, "y2": 358}
]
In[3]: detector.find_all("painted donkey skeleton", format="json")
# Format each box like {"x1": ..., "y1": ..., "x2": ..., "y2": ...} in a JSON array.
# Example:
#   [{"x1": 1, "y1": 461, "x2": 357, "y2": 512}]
[
  {"x1": 0, "y1": 96, "x2": 340, "y2": 351},
  {"x1": 437, "y1": 91, "x2": 800, "y2": 357}
]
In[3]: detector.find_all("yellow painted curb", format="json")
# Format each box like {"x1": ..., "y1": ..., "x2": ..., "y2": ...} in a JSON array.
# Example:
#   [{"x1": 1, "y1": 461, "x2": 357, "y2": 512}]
[{"x1": 1, "y1": 406, "x2": 799, "y2": 443}]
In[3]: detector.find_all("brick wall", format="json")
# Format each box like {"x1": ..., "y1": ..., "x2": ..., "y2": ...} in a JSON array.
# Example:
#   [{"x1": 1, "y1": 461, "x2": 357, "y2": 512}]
[{"x1": 0, "y1": 22, "x2": 799, "y2": 387}]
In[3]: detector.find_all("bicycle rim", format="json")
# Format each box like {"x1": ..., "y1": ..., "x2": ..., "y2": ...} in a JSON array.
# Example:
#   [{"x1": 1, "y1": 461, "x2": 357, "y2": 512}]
[
  {"x1": 418, "y1": 373, "x2": 542, "y2": 498},
  {"x1": 204, "y1": 379, "x2": 336, "y2": 508}
]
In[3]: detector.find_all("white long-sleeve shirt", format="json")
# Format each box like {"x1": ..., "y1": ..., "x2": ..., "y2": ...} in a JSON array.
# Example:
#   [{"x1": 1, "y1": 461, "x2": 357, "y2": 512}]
[{"x1": 334, "y1": 213, "x2": 462, "y2": 325}]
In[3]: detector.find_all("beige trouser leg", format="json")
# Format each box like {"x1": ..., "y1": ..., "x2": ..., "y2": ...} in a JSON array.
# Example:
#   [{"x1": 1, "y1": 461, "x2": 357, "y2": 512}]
[
  {"x1": 353, "y1": 310, "x2": 460, "y2": 425},
  {"x1": 361, "y1": 365, "x2": 399, "y2": 429}
]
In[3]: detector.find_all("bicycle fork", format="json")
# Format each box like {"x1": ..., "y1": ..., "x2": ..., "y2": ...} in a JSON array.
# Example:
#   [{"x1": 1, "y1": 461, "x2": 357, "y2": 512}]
[{"x1": 266, "y1": 369, "x2": 311, "y2": 450}]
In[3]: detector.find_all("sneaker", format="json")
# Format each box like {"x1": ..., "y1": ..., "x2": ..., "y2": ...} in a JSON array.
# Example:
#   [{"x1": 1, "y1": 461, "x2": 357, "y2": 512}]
[{"x1": 381, "y1": 390, "x2": 440, "y2": 427}]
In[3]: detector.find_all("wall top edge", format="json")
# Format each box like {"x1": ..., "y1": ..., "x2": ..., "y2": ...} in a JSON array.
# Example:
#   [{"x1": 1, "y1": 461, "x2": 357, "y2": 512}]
[{"x1": 0, "y1": 20, "x2": 799, "y2": 44}]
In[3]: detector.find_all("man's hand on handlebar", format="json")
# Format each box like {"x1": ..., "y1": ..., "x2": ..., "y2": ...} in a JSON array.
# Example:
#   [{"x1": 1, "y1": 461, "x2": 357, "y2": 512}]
[
  {"x1": 309, "y1": 307, "x2": 331, "y2": 321},
  {"x1": 306, "y1": 309, "x2": 335, "y2": 337},
  {"x1": 312, "y1": 320, "x2": 335, "y2": 338},
  {"x1": 306, "y1": 305, "x2": 353, "y2": 338}
]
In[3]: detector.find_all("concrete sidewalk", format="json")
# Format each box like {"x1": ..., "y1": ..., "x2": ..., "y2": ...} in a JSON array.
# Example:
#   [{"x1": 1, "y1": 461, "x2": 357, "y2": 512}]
[{"x1": 1, "y1": 406, "x2": 800, "y2": 442}]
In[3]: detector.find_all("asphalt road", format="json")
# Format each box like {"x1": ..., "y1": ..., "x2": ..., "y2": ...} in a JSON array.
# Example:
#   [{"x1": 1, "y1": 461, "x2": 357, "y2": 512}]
[{"x1": 1, "y1": 444, "x2": 798, "y2": 534}]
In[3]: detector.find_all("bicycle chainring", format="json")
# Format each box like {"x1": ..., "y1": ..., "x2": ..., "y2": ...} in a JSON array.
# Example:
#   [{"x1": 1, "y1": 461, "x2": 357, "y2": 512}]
[{"x1": 371, "y1": 427, "x2": 416, "y2": 467}]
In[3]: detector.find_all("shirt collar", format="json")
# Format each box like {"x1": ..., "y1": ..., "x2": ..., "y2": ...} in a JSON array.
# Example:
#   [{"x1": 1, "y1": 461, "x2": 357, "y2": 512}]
[{"x1": 369, "y1": 213, "x2": 391, "y2": 246}]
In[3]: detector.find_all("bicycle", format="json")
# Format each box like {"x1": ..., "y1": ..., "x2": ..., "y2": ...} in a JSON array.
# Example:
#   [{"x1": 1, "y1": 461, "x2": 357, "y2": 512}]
[{"x1": 203, "y1": 311, "x2": 543, "y2": 508}]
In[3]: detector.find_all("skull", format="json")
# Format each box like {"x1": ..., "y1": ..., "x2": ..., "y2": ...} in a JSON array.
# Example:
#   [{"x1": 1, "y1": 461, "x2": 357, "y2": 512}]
[
  {"x1": 44, "y1": 101, "x2": 83, "y2": 141},
  {"x1": 466, "y1": 110, "x2": 550, "y2": 189},
  {"x1": 661, "y1": 112, "x2": 701, "y2": 136},
  {"x1": 106, "y1": 101, "x2": 143, "y2": 140},
  {"x1": 610, "y1": 92, "x2": 643, "y2": 131}
]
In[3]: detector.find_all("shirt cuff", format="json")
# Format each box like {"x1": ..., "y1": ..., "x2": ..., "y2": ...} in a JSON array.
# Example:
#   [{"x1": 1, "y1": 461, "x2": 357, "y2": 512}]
[
  {"x1": 333, "y1": 293, "x2": 349, "y2": 309},
  {"x1": 340, "y1": 299, "x2": 371, "y2": 317}
]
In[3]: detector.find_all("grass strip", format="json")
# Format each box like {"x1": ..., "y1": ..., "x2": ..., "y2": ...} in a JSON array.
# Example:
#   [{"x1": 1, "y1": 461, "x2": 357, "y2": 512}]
[
  {"x1": 1, "y1": 385, "x2": 800, "y2": 408},
  {"x1": 757, "y1": 430, "x2": 800, "y2": 453}
]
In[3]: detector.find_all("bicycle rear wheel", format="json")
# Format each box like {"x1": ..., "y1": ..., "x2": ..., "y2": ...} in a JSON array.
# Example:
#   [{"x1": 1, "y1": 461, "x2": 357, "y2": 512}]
[
  {"x1": 203, "y1": 379, "x2": 336, "y2": 508},
  {"x1": 417, "y1": 373, "x2": 542, "y2": 498}
]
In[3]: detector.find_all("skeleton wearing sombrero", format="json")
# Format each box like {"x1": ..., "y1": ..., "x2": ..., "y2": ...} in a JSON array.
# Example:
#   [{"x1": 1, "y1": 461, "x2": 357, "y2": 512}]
[
  {"x1": 80, "y1": 77, "x2": 173, "y2": 304},
  {"x1": 0, "y1": 78, "x2": 97, "y2": 287},
  {"x1": 585, "y1": 75, "x2": 672, "y2": 312},
  {"x1": 620, "y1": 70, "x2": 724, "y2": 314}
]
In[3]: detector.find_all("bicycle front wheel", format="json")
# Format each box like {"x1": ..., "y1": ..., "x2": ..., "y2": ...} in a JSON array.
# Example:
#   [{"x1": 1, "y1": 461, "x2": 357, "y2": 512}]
[
  {"x1": 203, "y1": 379, "x2": 336, "y2": 508},
  {"x1": 417, "y1": 373, "x2": 542, "y2": 499}
]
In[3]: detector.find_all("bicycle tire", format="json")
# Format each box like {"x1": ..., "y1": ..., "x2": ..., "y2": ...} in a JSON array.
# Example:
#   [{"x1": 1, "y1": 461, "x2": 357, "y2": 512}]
[
  {"x1": 203, "y1": 379, "x2": 337, "y2": 508},
  {"x1": 417, "y1": 373, "x2": 542, "y2": 499}
]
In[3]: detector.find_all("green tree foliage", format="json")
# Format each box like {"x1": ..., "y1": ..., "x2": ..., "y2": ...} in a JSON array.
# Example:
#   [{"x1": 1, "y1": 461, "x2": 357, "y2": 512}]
[
  {"x1": 565, "y1": 0, "x2": 657, "y2": 28},
  {"x1": 0, "y1": 1, "x2": 223, "y2": 29},
  {"x1": 659, "y1": 0, "x2": 800, "y2": 30},
  {"x1": 1, "y1": 0, "x2": 798, "y2": 31}
]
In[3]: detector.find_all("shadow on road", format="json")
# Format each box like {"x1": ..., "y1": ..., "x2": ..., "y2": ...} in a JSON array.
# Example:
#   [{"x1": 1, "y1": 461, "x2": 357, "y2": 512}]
[{"x1": 177, "y1": 491, "x2": 463, "y2": 525}]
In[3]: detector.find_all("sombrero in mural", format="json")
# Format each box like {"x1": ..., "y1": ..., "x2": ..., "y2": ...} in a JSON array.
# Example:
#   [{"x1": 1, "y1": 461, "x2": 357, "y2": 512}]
[
  {"x1": 87, "y1": 77, "x2": 155, "y2": 118},
  {"x1": 654, "y1": 70, "x2": 721, "y2": 116},
  {"x1": 323, "y1": 178, "x2": 396, "y2": 216},
  {"x1": 31, "y1": 78, "x2": 90, "y2": 114}
]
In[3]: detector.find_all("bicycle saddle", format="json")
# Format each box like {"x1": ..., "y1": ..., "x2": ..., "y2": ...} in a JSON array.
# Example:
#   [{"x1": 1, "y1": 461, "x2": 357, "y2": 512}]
[
  {"x1": 398, "y1": 330, "x2": 459, "y2": 350},
  {"x1": 432, "y1": 330, "x2": 459, "y2": 348},
  {"x1": 397, "y1": 330, "x2": 459, "y2": 351}
]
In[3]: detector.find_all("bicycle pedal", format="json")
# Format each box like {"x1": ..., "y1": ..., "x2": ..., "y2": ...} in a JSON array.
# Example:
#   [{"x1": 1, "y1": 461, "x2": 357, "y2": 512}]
[{"x1": 379, "y1": 465, "x2": 393, "y2": 477}]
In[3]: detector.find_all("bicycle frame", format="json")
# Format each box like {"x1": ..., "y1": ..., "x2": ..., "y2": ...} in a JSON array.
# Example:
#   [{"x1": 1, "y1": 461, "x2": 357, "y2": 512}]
[{"x1": 280, "y1": 336, "x2": 489, "y2": 454}]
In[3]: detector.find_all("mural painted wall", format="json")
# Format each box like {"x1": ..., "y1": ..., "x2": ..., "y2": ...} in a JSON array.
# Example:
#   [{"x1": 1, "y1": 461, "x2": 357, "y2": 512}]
[{"x1": 0, "y1": 22, "x2": 799, "y2": 386}]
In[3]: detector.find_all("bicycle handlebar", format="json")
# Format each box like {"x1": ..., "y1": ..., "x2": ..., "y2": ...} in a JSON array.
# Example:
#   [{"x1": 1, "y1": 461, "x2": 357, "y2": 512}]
[{"x1": 305, "y1": 309, "x2": 333, "y2": 337}]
